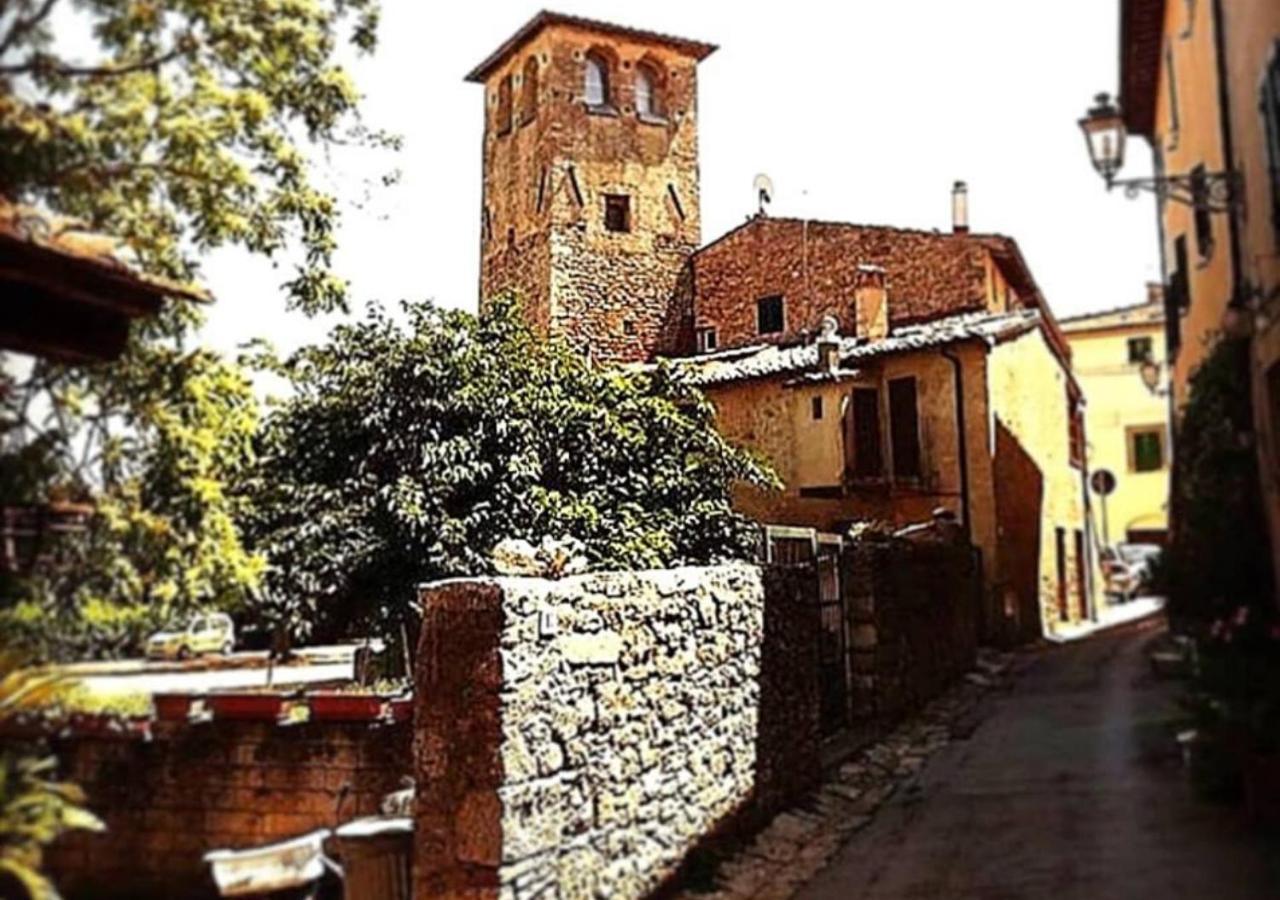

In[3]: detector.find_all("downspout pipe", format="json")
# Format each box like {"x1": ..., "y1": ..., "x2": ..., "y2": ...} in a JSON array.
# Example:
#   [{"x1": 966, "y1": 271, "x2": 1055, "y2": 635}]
[
  {"x1": 941, "y1": 347, "x2": 971, "y2": 543},
  {"x1": 1211, "y1": 0, "x2": 1242, "y2": 310}
]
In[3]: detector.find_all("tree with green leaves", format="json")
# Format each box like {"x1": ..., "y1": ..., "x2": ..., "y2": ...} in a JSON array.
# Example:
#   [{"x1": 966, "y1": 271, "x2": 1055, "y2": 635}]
[
  {"x1": 0, "y1": 0, "x2": 391, "y2": 658},
  {"x1": 246, "y1": 298, "x2": 777, "y2": 645}
]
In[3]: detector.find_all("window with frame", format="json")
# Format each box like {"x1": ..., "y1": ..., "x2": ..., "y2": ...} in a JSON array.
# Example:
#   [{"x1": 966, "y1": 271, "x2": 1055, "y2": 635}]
[
  {"x1": 635, "y1": 62, "x2": 662, "y2": 119},
  {"x1": 1127, "y1": 336, "x2": 1153, "y2": 364},
  {"x1": 1068, "y1": 388, "x2": 1085, "y2": 469},
  {"x1": 584, "y1": 52, "x2": 610, "y2": 107},
  {"x1": 695, "y1": 327, "x2": 717, "y2": 353},
  {"x1": 1261, "y1": 44, "x2": 1280, "y2": 241},
  {"x1": 603, "y1": 194, "x2": 631, "y2": 233},
  {"x1": 495, "y1": 74, "x2": 513, "y2": 136},
  {"x1": 1165, "y1": 41, "x2": 1180, "y2": 148},
  {"x1": 1191, "y1": 163, "x2": 1213, "y2": 259},
  {"x1": 757, "y1": 295, "x2": 784, "y2": 334},
  {"x1": 888, "y1": 377, "x2": 922, "y2": 479},
  {"x1": 1129, "y1": 427, "x2": 1165, "y2": 472},
  {"x1": 519, "y1": 56, "x2": 539, "y2": 125},
  {"x1": 845, "y1": 387, "x2": 883, "y2": 479},
  {"x1": 1165, "y1": 234, "x2": 1189, "y2": 354}
]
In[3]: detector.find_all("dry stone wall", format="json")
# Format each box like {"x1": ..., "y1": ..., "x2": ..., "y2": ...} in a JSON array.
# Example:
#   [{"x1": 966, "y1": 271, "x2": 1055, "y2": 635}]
[{"x1": 413, "y1": 563, "x2": 821, "y2": 900}]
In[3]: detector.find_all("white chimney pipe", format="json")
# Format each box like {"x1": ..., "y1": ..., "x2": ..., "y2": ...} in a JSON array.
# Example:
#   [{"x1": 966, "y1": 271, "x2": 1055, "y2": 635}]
[{"x1": 952, "y1": 181, "x2": 969, "y2": 234}]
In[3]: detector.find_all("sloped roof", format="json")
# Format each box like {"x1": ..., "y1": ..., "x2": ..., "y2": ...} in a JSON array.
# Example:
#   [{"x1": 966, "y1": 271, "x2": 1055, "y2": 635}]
[
  {"x1": 0, "y1": 200, "x2": 210, "y2": 362},
  {"x1": 668, "y1": 309, "x2": 1042, "y2": 388},
  {"x1": 1060, "y1": 300, "x2": 1164, "y2": 334},
  {"x1": 465, "y1": 10, "x2": 717, "y2": 83},
  {"x1": 0, "y1": 201, "x2": 210, "y2": 303}
]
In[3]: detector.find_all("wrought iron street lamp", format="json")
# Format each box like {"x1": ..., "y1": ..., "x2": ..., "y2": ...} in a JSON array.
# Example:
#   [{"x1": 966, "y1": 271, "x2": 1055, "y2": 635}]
[{"x1": 1078, "y1": 93, "x2": 1239, "y2": 212}]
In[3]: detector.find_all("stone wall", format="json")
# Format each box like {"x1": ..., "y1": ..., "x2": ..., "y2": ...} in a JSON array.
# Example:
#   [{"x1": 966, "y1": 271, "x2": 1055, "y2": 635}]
[
  {"x1": 843, "y1": 537, "x2": 981, "y2": 721},
  {"x1": 46, "y1": 719, "x2": 412, "y2": 900},
  {"x1": 413, "y1": 563, "x2": 821, "y2": 900}
]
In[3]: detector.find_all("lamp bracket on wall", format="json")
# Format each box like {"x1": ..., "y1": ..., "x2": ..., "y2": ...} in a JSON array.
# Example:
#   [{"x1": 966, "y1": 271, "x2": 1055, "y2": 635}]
[{"x1": 1105, "y1": 170, "x2": 1240, "y2": 213}]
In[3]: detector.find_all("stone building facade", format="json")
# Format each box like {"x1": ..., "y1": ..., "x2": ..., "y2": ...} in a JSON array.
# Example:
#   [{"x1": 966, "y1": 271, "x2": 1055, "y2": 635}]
[{"x1": 467, "y1": 12, "x2": 713, "y2": 362}]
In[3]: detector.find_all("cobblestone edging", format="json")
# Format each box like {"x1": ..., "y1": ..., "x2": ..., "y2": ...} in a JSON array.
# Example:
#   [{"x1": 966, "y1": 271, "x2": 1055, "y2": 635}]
[{"x1": 674, "y1": 650, "x2": 1019, "y2": 900}]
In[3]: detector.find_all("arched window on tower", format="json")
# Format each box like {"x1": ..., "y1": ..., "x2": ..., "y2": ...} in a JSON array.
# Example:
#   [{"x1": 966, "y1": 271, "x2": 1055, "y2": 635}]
[
  {"x1": 635, "y1": 62, "x2": 661, "y2": 119},
  {"x1": 519, "y1": 56, "x2": 539, "y2": 125},
  {"x1": 495, "y1": 73, "x2": 513, "y2": 135},
  {"x1": 584, "y1": 52, "x2": 609, "y2": 107}
]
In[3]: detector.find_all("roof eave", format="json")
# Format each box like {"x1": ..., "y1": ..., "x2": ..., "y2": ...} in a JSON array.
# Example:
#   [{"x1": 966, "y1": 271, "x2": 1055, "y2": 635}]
[
  {"x1": 1119, "y1": 0, "x2": 1166, "y2": 138},
  {"x1": 465, "y1": 10, "x2": 717, "y2": 83}
]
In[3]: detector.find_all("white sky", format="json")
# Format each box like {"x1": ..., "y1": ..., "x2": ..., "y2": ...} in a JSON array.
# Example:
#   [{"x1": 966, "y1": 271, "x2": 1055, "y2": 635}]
[{"x1": 190, "y1": 0, "x2": 1161, "y2": 358}]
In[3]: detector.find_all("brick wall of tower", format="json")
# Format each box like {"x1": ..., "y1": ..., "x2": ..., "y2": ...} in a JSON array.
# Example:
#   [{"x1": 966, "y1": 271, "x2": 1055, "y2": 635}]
[{"x1": 476, "y1": 24, "x2": 704, "y2": 362}]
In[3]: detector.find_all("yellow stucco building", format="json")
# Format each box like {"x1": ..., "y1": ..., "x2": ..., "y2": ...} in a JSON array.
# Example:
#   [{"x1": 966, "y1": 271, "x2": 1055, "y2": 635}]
[
  {"x1": 674, "y1": 221, "x2": 1095, "y2": 643},
  {"x1": 1114, "y1": 0, "x2": 1280, "y2": 602},
  {"x1": 1062, "y1": 288, "x2": 1170, "y2": 546}
]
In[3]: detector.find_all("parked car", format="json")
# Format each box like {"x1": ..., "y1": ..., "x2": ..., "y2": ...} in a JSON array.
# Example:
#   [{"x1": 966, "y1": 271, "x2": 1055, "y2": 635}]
[
  {"x1": 146, "y1": 612, "x2": 236, "y2": 660},
  {"x1": 1101, "y1": 543, "x2": 1162, "y2": 600}
]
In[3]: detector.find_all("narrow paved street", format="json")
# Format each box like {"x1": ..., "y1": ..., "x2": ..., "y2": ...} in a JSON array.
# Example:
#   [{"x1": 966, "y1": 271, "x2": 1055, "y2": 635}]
[{"x1": 797, "y1": 621, "x2": 1280, "y2": 899}]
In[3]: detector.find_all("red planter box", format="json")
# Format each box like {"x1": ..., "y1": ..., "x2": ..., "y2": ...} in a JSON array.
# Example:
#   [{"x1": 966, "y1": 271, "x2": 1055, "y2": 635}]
[
  {"x1": 387, "y1": 696, "x2": 413, "y2": 724},
  {"x1": 208, "y1": 693, "x2": 284, "y2": 721},
  {"x1": 307, "y1": 693, "x2": 387, "y2": 722},
  {"x1": 153, "y1": 693, "x2": 195, "y2": 721}
]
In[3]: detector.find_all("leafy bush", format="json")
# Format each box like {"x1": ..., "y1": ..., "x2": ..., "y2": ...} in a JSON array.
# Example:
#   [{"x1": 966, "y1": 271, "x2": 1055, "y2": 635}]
[
  {"x1": 245, "y1": 297, "x2": 777, "y2": 644},
  {"x1": 1167, "y1": 337, "x2": 1273, "y2": 626}
]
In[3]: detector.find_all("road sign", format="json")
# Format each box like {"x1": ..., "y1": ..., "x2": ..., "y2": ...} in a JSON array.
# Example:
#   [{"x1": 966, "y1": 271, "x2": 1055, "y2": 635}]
[{"x1": 1091, "y1": 468, "x2": 1116, "y2": 497}]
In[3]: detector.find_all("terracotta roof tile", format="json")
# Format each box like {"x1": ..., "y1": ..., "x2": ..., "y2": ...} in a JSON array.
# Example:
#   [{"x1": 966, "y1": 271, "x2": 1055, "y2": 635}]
[{"x1": 668, "y1": 309, "x2": 1041, "y2": 387}]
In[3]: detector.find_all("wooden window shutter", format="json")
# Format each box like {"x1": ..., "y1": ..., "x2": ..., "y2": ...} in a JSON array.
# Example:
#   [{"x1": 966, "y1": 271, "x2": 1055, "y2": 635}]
[
  {"x1": 888, "y1": 377, "x2": 922, "y2": 479},
  {"x1": 846, "y1": 388, "x2": 883, "y2": 478}
]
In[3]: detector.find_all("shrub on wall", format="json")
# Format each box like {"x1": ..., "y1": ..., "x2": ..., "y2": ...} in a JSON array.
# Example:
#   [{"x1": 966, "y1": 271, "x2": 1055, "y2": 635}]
[
  {"x1": 1168, "y1": 337, "x2": 1273, "y2": 626},
  {"x1": 244, "y1": 297, "x2": 777, "y2": 644}
]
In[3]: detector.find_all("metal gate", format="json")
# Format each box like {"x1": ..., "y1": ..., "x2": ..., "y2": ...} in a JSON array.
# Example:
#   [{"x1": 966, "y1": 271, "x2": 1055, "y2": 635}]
[{"x1": 763, "y1": 526, "x2": 849, "y2": 737}]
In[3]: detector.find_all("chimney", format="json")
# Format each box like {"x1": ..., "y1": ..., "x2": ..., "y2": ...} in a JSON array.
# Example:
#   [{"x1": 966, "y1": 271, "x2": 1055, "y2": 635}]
[
  {"x1": 853, "y1": 265, "x2": 889, "y2": 342},
  {"x1": 1145, "y1": 281, "x2": 1165, "y2": 307},
  {"x1": 816, "y1": 316, "x2": 841, "y2": 372},
  {"x1": 952, "y1": 180, "x2": 969, "y2": 234}
]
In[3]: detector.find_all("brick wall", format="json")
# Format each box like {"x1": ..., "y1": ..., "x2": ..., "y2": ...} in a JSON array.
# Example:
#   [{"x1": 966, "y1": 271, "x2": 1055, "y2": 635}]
[
  {"x1": 46, "y1": 719, "x2": 412, "y2": 900},
  {"x1": 686, "y1": 218, "x2": 1005, "y2": 354},
  {"x1": 413, "y1": 563, "x2": 821, "y2": 900}
]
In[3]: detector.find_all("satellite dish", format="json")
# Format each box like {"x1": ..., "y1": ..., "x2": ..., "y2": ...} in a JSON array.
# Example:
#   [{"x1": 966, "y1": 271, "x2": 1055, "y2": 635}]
[{"x1": 753, "y1": 173, "x2": 774, "y2": 216}]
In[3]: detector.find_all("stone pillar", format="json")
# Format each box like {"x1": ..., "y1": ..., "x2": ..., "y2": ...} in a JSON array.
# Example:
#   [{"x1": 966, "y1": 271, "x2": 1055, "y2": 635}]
[{"x1": 413, "y1": 581, "x2": 505, "y2": 899}]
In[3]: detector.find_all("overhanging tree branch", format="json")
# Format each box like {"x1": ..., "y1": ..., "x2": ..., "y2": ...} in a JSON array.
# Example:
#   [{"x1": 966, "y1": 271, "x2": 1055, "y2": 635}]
[
  {"x1": 0, "y1": 0, "x2": 60, "y2": 58},
  {"x1": 0, "y1": 43, "x2": 189, "y2": 77}
]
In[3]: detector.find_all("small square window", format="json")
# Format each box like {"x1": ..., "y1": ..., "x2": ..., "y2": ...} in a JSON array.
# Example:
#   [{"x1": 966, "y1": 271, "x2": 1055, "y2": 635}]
[
  {"x1": 1129, "y1": 427, "x2": 1165, "y2": 473},
  {"x1": 623, "y1": 319, "x2": 636, "y2": 335},
  {"x1": 757, "y1": 295, "x2": 784, "y2": 335},
  {"x1": 696, "y1": 327, "x2": 718, "y2": 353},
  {"x1": 604, "y1": 194, "x2": 631, "y2": 232},
  {"x1": 1127, "y1": 337, "x2": 1153, "y2": 364},
  {"x1": 811, "y1": 396, "x2": 824, "y2": 420}
]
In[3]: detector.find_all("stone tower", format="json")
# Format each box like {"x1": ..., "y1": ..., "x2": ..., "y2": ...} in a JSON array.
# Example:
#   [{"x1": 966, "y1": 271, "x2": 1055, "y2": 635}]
[{"x1": 466, "y1": 12, "x2": 715, "y2": 363}]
